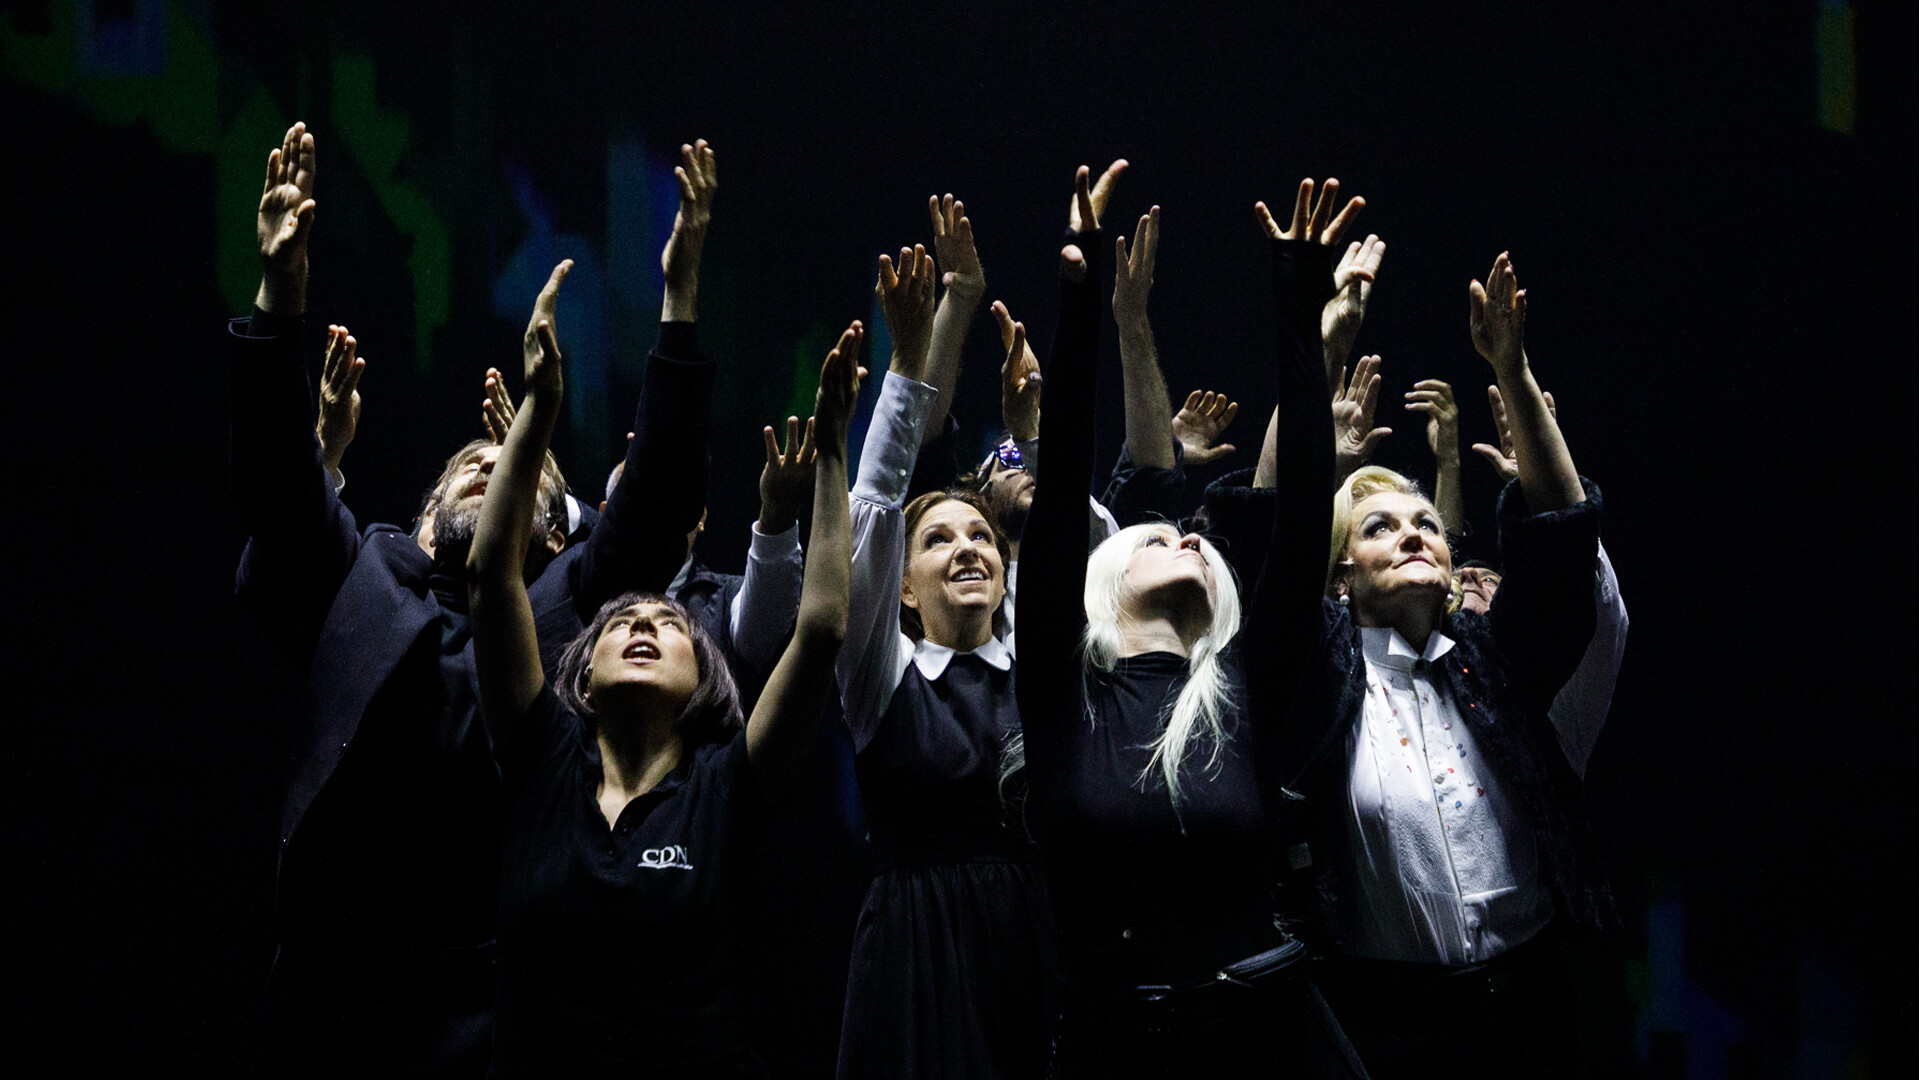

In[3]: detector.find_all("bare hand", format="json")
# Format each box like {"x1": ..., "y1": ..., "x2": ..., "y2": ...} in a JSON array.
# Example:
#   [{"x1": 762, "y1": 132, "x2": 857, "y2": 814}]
[
  {"x1": 759, "y1": 415, "x2": 817, "y2": 534},
  {"x1": 1404, "y1": 378, "x2": 1460, "y2": 461},
  {"x1": 1469, "y1": 251, "x2": 1526, "y2": 376},
  {"x1": 1255, "y1": 177, "x2": 1365, "y2": 247},
  {"x1": 812, "y1": 321, "x2": 867, "y2": 457},
  {"x1": 316, "y1": 324, "x2": 364, "y2": 473},
  {"x1": 876, "y1": 244, "x2": 937, "y2": 372},
  {"x1": 1471, "y1": 384, "x2": 1557, "y2": 482},
  {"x1": 1069, "y1": 159, "x2": 1126, "y2": 234},
  {"x1": 1322, "y1": 233, "x2": 1385, "y2": 363},
  {"x1": 258, "y1": 122, "x2": 317, "y2": 274},
  {"x1": 1113, "y1": 206, "x2": 1160, "y2": 335},
  {"x1": 992, "y1": 301, "x2": 1042, "y2": 442},
  {"x1": 928, "y1": 194, "x2": 985, "y2": 302},
  {"x1": 523, "y1": 260, "x2": 572, "y2": 397},
  {"x1": 1332, "y1": 354, "x2": 1391, "y2": 476},
  {"x1": 662, "y1": 139, "x2": 717, "y2": 319},
  {"x1": 1171, "y1": 390, "x2": 1239, "y2": 466},
  {"x1": 482, "y1": 368, "x2": 517, "y2": 443}
]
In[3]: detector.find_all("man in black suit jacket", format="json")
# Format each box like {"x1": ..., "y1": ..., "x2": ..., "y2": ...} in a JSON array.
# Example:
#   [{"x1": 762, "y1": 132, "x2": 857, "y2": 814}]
[{"x1": 231, "y1": 124, "x2": 723, "y2": 1076}]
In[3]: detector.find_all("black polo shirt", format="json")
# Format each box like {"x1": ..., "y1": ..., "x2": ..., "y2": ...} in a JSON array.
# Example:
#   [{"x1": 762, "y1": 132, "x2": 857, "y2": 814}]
[{"x1": 494, "y1": 686, "x2": 764, "y2": 1076}]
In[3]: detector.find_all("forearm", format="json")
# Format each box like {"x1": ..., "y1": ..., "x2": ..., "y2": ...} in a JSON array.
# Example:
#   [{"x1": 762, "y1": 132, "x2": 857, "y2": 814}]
[
  {"x1": 254, "y1": 269, "x2": 307, "y2": 320},
  {"x1": 662, "y1": 240, "x2": 703, "y2": 323},
  {"x1": 1117, "y1": 319, "x2": 1176, "y2": 469},
  {"x1": 1253, "y1": 406, "x2": 1279, "y2": 490},
  {"x1": 728, "y1": 523, "x2": 804, "y2": 675},
  {"x1": 1495, "y1": 354, "x2": 1582, "y2": 512},
  {"x1": 468, "y1": 388, "x2": 558, "y2": 724},
  {"x1": 1433, "y1": 454, "x2": 1465, "y2": 538},
  {"x1": 922, "y1": 290, "x2": 978, "y2": 445}
]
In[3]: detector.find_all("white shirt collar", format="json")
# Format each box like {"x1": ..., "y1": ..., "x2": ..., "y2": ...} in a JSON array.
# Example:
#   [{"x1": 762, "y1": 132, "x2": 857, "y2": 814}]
[
  {"x1": 1359, "y1": 625, "x2": 1456, "y2": 669},
  {"x1": 910, "y1": 633, "x2": 1014, "y2": 680}
]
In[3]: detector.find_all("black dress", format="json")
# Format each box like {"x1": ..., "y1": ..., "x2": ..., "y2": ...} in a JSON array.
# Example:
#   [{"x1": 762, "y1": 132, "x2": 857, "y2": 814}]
[
  {"x1": 493, "y1": 686, "x2": 766, "y2": 1077},
  {"x1": 1014, "y1": 230, "x2": 1367, "y2": 1077},
  {"x1": 836, "y1": 373, "x2": 1058, "y2": 1079}
]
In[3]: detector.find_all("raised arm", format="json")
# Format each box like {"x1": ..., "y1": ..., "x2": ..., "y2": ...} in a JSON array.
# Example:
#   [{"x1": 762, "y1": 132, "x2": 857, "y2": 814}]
[
  {"x1": 922, "y1": 194, "x2": 985, "y2": 444},
  {"x1": 1172, "y1": 390, "x2": 1239, "y2": 467},
  {"x1": 1471, "y1": 383, "x2": 1557, "y2": 485},
  {"x1": 836, "y1": 249, "x2": 939, "y2": 749},
  {"x1": 1014, "y1": 165, "x2": 1107, "y2": 776},
  {"x1": 470, "y1": 261, "x2": 574, "y2": 742},
  {"x1": 1320, "y1": 232, "x2": 1384, "y2": 389},
  {"x1": 571, "y1": 140, "x2": 720, "y2": 614},
  {"x1": 1470, "y1": 252, "x2": 1582, "y2": 511},
  {"x1": 1245, "y1": 180, "x2": 1360, "y2": 754},
  {"x1": 1113, "y1": 203, "x2": 1176, "y2": 471},
  {"x1": 315, "y1": 328, "x2": 364, "y2": 492},
  {"x1": 230, "y1": 123, "x2": 357, "y2": 651},
  {"x1": 1405, "y1": 377, "x2": 1466, "y2": 537},
  {"x1": 722, "y1": 416, "x2": 812, "y2": 675},
  {"x1": 746, "y1": 323, "x2": 864, "y2": 799}
]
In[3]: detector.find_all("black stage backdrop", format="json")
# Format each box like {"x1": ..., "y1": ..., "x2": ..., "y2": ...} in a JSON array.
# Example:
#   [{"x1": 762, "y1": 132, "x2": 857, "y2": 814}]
[{"x1": 4, "y1": 1, "x2": 1913, "y2": 1074}]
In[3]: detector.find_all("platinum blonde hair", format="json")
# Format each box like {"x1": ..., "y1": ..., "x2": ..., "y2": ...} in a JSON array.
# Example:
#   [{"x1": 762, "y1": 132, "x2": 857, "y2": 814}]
[{"x1": 1001, "y1": 523, "x2": 1243, "y2": 813}]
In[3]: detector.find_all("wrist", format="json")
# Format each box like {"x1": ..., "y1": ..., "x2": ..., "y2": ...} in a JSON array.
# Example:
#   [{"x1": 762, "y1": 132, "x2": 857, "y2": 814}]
[
  {"x1": 662, "y1": 290, "x2": 698, "y2": 323},
  {"x1": 255, "y1": 270, "x2": 307, "y2": 318},
  {"x1": 757, "y1": 507, "x2": 797, "y2": 535}
]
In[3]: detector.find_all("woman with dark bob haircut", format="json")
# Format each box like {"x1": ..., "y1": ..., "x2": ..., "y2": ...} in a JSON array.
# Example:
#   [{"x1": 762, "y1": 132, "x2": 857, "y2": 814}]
[{"x1": 468, "y1": 273, "x2": 867, "y2": 1076}]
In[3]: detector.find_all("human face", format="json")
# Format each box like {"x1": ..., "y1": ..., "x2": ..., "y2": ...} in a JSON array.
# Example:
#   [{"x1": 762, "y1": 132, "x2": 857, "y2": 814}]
[
  {"x1": 1454, "y1": 566, "x2": 1502, "y2": 615},
  {"x1": 1342, "y1": 492, "x2": 1453, "y2": 618},
  {"x1": 585, "y1": 600, "x2": 700, "y2": 712},
  {"x1": 1122, "y1": 526, "x2": 1215, "y2": 615},
  {"x1": 902, "y1": 500, "x2": 1007, "y2": 634},
  {"x1": 439, "y1": 444, "x2": 503, "y2": 514},
  {"x1": 981, "y1": 456, "x2": 1035, "y2": 534}
]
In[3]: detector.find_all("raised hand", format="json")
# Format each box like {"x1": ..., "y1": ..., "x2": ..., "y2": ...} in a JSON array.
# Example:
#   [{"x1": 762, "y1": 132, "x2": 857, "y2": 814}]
[
  {"x1": 482, "y1": 368, "x2": 517, "y2": 443},
  {"x1": 992, "y1": 300, "x2": 1042, "y2": 443},
  {"x1": 1069, "y1": 158, "x2": 1126, "y2": 234},
  {"x1": 1332, "y1": 354, "x2": 1392, "y2": 479},
  {"x1": 1171, "y1": 390, "x2": 1239, "y2": 466},
  {"x1": 1322, "y1": 233, "x2": 1385, "y2": 371},
  {"x1": 1254, "y1": 177, "x2": 1365, "y2": 247},
  {"x1": 928, "y1": 194, "x2": 985, "y2": 302},
  {"x1": 758, "y1": 415, "x2": 817, "y2": 535},
  {"x1": 1405, "y1": 378, "x2": 1460, "y2": 461},
  {"x1": 1469, "y1": 251, "x2": 1527, "y2": 377},
  {"x1": 255, "y1": 122, "x2": 317, "y2": 315},
  {"x1": 876, "y1": 244, "x2": 937, "y2": 380},
  {"x1": 661, "y1": 139, "x2": 717, "y2": 322},
  {"x1": 1471, "y1": 384, "x2": 1558, "y2": 482},
  {"x1": 812, "y1": 322, "x2": 867, "y2": 458},
  {"x1": 1112, "y1": 206, "x2": 1159, "y2": 335},
  {"x1": 316, "y1": 324, "x2": 365, "y2": 477},
  {"x1": 523, "y1": 260, "x2": 572, "y2": 398}
]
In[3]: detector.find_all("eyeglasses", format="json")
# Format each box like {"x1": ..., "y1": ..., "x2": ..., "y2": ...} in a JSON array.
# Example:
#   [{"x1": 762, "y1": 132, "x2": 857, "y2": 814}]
[{"x1": 993, "y1": 438, "x2": 1025, "y2": 471}]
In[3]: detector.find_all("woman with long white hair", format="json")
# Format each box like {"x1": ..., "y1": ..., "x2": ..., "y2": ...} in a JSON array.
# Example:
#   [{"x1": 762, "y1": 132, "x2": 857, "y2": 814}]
[{"x1": 1013, "y1": 173, "x2": 1369, "y2": 1077}]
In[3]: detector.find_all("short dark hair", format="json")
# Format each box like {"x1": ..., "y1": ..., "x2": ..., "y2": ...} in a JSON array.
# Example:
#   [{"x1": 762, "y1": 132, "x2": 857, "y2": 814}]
[
  {"x1": 898, "y1": 488, "x2": 1013, "y2": 641},
  {"x1": 553, "y1": 591, "x2": 743, "y2": 745}
]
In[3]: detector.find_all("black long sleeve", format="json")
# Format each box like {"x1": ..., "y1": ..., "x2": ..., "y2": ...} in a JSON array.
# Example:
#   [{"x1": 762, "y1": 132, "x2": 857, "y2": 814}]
[
  {"x1": 230, "y1": 310, "x2": 360, "y2": 658},
  {"x1": 1241, "y1": 240, "x2": 1338, "y2": 788},
  {"x1": 566, "y1": 321, "x2": 713, "y2": 619},
  {"x1": 1014, "y1": 231, "x2": 1104, "y2": 782}
]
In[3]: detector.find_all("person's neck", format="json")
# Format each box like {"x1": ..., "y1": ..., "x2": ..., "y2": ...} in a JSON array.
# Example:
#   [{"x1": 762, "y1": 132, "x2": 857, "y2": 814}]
[
  {"x1": 431, "y1": 541, "x2": 473, "y2": 578},
  {"x1": 596, "y1": 714, "x2": 686, "y2": 803},
  {"x1": 924, "y1": 609, "x2": 997, "y2": 654},
  {"x1": 1355, "y1": 599, "x2": 1442, "y2": 655},
  {"x1": 1117, "y1": 606, "x2": 1207, "y2": 658}
]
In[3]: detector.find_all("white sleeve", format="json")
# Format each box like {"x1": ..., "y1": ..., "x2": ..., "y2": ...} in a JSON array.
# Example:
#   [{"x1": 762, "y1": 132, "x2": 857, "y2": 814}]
[
  {"x1": 838, "y1": 371, "x2": 938, "y2": 752},
  {"x1": 1547, "y1": 541, "x2": 1627, "y2": 778},
  {"x1": 726, "y1": 521, "x2": 803, "y2": 676}
]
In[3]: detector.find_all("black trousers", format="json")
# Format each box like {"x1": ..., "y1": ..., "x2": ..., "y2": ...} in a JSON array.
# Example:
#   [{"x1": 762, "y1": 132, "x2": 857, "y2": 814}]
[
  {"x1": 1315, "y1": 932, "x2": 1580, "y2": 1079},
  {"x1": 1049, "y1": 961, "x2": 1370, "y2": 1079}
]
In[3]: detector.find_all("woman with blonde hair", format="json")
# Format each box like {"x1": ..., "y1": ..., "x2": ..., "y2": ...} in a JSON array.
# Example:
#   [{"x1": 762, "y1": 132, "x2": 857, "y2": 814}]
[
  {"x1": 1254, "y1": 248, "x2": 1616, "y2": 1078},
  {"x1": 1014, "y1": 174, "x2": 1368, "y2": 1076}
]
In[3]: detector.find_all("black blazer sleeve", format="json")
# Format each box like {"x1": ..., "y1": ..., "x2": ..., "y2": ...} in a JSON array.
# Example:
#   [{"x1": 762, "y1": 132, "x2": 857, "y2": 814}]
[{"x1": 230, "y1": 309, "x2": 360, "y2": 658}]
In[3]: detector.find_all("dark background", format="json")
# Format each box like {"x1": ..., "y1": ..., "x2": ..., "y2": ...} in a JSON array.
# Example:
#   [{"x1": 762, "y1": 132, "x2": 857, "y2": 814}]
[{"x1": 5, "y1": 0, "x2": 1913, "y2": 1074}]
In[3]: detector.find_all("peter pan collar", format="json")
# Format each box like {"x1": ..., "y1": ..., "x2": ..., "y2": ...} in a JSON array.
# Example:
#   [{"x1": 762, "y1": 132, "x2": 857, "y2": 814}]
[{"x1": 910, "y1": 633, "x2": 1014, "y2": 680}]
